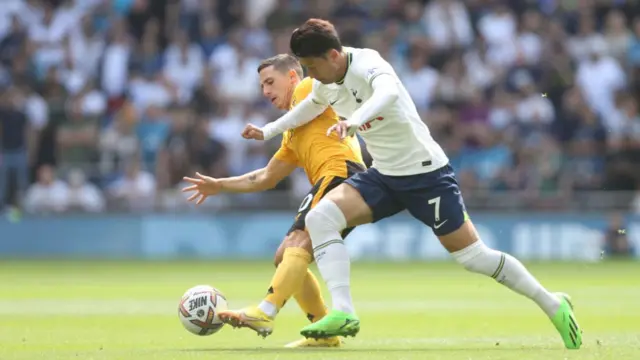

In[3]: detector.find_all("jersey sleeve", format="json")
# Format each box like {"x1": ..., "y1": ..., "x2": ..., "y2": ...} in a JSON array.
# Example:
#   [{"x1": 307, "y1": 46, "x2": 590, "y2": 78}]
[
  {"x1": 345, "y1": 50, "x2": 400, "y2": 129},
  {"x1": 290, "y1": 78, "x2": 314, "y2": 106},
  {"x1": 273, "y1": 136, "x2": 298, "y2": 165},
  {"x1": 351, "y1": 49, "x2": 396, "y2": 87},
  {"x1": 310, "y1": 79, "x2": 329, "y2": 105},
  {"x1": 261, "y1": 83, "x2": 328, "y2": 141}
]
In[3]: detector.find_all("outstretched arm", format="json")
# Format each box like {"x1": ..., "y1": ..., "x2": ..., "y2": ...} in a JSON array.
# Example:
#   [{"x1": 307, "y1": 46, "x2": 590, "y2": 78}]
[
  {"x1": 328, "y1": 74, "x2": 399, "y2": 138},
  {"x1": 182, "y1": 157, "x2": 297, "y2": 204},
  {"x1": 261, "y1": 96, "x2": 328, "y2": 140},
  {"x1": 345, "y1": 74, "x2": 399, "y2": 129},
  {"x1": 218, "y1": 157, "x2": 297, "y2": 193}
]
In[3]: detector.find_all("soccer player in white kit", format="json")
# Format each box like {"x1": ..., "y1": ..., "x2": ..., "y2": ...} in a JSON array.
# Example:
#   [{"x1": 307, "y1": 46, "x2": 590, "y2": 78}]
[{"x1": 242, "y1": 19, "x2": 582, "y2": 349}]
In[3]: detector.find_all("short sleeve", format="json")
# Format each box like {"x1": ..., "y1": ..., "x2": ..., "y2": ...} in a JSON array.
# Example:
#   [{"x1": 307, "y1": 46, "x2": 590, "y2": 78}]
[
  {"x1": 273, "y1": 136, "x2": 298, "y2": 165},
  {"x1": 291, "y1": 78, "x2": 313, "y2": 108},
  {"x1": 352, "y1": 49, "x2": 395, "y2": 87},
  {"x1": 310, "y1": 79, "x2": 329, "y2": 105}
]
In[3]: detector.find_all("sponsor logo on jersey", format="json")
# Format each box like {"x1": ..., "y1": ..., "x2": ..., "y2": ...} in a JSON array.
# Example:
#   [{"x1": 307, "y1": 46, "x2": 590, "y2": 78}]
[{"x1": 358, "y1": 116, "x2": 384, "y2": 131}]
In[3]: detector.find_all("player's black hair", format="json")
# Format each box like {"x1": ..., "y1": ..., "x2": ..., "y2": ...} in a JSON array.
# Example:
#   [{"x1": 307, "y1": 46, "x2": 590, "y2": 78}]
[
  {"x1": 290, "y1": 19, "x2": 342, "y2": 58},
  {"x1": 257, "y1": 54, "x2": 304, "y2": 79}
]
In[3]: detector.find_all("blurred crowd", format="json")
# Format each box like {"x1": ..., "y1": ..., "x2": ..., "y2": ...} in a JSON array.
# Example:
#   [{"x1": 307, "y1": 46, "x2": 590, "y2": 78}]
[{"x1": 0, "y1": 0, "x2": 640, "y2": 214}]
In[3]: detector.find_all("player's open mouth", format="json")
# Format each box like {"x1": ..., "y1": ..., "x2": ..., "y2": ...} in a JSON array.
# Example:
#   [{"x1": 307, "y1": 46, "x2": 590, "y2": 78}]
[{"x1": 270, "y1": 97, "x2": 277, "y2": 104}]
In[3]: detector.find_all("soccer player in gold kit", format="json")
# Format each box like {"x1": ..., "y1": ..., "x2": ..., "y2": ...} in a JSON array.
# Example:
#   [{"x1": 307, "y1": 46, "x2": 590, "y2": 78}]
[{"x1": 182, "y1": 54, "x2": 365, "y2": 347}]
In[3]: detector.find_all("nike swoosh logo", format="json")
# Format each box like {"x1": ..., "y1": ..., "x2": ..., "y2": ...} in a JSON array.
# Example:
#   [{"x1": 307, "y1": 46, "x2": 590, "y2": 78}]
[
  {"x1": 339, "y1": 318, "x2": 358, "y2": 329},
  {"x1": 330, "y1": 100, "x2": 338, "y2": 105},
  {"x1": 434, "y1": 220, "x2": 448, "y2": 229}
]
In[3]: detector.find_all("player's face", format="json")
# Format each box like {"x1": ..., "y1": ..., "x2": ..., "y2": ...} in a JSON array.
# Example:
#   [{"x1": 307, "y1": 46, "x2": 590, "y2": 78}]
[
  {"x1": 259, "y1": 66, "x2": 297, "y2": 110},
  {"x1": 299, "y1": 50, "x2": 342, "y2": 84}
]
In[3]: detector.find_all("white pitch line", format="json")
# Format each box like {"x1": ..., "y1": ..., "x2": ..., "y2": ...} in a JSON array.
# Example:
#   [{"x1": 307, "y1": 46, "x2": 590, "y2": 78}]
[
  {"x1": 0, "y1": 299, "x2": 637, "y2": 316},
  {"x1": 351, "y1": 335, "x2": 640, "y2": 347}
]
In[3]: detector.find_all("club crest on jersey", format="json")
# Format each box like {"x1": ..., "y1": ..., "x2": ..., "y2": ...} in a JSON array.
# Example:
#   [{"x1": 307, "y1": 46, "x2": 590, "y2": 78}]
[
  {"x1": 285, "y1": 128, "x2": 296, "y2": 143},
  {"x1": 351, "y1": 89, "x2": 362, "y2": 103},
  {"x1": 359, "y1": 116, "x2": 384, "y2": 131}
]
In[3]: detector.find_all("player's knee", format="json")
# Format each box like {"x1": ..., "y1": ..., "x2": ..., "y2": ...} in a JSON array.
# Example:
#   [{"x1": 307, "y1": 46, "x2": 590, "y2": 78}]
[
  {"x1": 305, "y1": 199, "x2": 347, "y2": 235},
  {"x1": 275, "y1": 231, "x2": 313, "y2": 267},
  {"x1": 283, "y1": 230, "x2": 311, "y2": 250},
  {"x1": 274, "y1": 242, "x2": 286, "y2": 267},
  {"x1": 294, "y1": 232, "x2": 313, "y2": 255},
  {"x1": 451, "y1": 239, "x2": 498, "y2": 273}
]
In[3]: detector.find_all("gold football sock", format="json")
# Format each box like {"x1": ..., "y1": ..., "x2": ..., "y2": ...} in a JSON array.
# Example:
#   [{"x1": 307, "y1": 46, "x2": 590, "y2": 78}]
[
  {"x1": 264, "y1": 247, "x2": 312, "y2": 312},
  {"x1": 294, "y1": 269, "x2": 329, "y2": 323}
]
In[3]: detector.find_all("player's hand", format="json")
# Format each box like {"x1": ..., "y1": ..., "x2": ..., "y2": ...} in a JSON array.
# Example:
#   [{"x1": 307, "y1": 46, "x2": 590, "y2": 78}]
[
  {"x1": 182, "y1": 172, "x2": 222, "y2": 205},
  {"x1": 327, "y1": 122, "x2": 355, "y2": 139},
  {"x1": 242, "y1": 124, "x2": 264, "y2": 140}
]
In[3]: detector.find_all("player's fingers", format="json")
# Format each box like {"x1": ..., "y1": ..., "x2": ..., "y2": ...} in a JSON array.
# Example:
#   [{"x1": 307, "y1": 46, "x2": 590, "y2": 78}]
[
  {"x1": 196, "y1": 194, "x2": 208, "y2": 205},
  {"x1": 187, "y1": 192, "x2": 200, "y2": 202},
  {"x1": 326, "y1": 125, "x2": 336, "y2": 136},
  {"x1": 181, "y1": 185, "x2": 198, "y2": 192},
  {"x1": 196, "y1": 172, "x2": 207, "y2": 180},
  {"x1": 338, "y1": 124, "x2": 346, "y2": 139},
  {"x1": 182, "y1": 177, "x2": 203, "y2": 184}
]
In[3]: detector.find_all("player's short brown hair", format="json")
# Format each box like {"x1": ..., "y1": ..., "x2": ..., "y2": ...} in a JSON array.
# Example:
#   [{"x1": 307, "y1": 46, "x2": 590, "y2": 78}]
[
  {"x1": 290, "y1": 19, "x2": 342, "y2": 58},
  {"x1": 257, "y1": 54, "x2": 303, "y2": 78}
]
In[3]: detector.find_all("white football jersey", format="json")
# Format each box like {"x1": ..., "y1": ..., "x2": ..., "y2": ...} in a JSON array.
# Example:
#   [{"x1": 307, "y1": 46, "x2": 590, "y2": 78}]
[{"x1": 310, "y1": 47, "x2": 449, "y2": 176}]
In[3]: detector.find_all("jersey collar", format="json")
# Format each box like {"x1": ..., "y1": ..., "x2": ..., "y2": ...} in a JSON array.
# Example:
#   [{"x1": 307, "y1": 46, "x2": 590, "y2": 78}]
[{"x1": 335, "y1": 51, "x2": 352, "y2": 85}]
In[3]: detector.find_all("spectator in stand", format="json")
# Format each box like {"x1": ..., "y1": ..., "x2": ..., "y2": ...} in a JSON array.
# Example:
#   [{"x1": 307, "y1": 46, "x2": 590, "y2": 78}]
[
  {"x1": 108, "y1": 159, "x2": 156, "y2": 211},
  {"x1": 64, "y1": 168, "x2": 105, "y2": 213},
  {"x1": 0, "y1": 0, "x2": 636, "y2": 213},
  {"x1": 602, "y1": 213, "x2": 635, "y2": 258},
  {"x1": 23, "y1": 164, "x2": 68, "y2": 214},
  {"x1": 0, "y1": 83, "x2": 30, "y2": 210}
]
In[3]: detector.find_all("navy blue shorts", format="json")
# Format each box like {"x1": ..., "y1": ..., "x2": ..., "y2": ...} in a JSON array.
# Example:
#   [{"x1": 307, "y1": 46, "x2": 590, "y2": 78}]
[{"x1": 344, "y1": 164, "x2": 468, "y2": 236}]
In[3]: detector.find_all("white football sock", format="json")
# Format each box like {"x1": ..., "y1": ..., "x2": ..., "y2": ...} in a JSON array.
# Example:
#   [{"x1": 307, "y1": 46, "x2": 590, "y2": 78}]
[
  {"x1": 257, "y1": 300, "x2": 277, "y2": 318},
  {"x1": 305, "y1": 199, "x2": 355, "y2": 314},
  {"x1": 452, "y1": 240, "x2": 561, "y2": 318}
]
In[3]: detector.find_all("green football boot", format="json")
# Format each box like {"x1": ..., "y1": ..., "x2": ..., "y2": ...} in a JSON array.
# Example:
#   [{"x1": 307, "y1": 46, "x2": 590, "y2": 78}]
[{"x1": 300, "y1": 310, "x2": 360, "y2": 339}]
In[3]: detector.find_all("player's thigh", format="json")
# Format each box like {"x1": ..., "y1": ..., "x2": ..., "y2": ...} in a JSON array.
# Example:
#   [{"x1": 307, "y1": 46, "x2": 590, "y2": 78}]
[
  {"x1": 437, "y1": 219, "x2": 480, "y2": 253},
  {"x1": 400, "y1": 165, "x2": 472, "y2": 250},
  {"x1": 274, "y1": 230, "x2": 312, "y2": 266},
  {"x1": 320, "y1": 183, "x2": 373, "y2": 227},
  {"x1": 286, "y1": 177, "x2": 328, "y2": 238},
  {"x1": 330, "y1": 168, "x2": 404, "y2": 227},
  {"x1": 282, "y1": 174, "x2": 352, "y2": 254}
]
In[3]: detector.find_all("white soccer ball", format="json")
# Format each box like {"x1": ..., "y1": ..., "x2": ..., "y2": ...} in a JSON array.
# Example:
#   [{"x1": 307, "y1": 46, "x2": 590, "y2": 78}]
[{"x1": 178, "y1": 285, "x2": 228, "y2": 336}]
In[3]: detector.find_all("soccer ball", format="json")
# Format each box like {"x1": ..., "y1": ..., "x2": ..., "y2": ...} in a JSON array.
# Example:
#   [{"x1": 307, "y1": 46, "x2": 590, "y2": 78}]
[{"x1": 178, "y1": 285, "x2": 228, "y2": 336}]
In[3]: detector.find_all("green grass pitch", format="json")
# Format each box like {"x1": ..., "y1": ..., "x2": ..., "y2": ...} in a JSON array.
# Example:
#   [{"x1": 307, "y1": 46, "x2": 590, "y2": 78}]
[{"x1": 0, "y1": 260, "x2": 638, "y2": 359}]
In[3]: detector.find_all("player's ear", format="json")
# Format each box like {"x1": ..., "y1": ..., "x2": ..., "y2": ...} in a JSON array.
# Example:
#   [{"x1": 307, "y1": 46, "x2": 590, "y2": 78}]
[
  {"x1": 328, "y1": 49, "x2": 339, "y2": 61},
  {"x1": 288, "y1": 69, "x2": 297, "y2": 83}
]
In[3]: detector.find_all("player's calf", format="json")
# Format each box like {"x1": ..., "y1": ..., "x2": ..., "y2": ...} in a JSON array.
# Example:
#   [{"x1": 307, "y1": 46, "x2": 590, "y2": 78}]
[
  {"x1": 440, "y1": 221, "x2": 561, "y2": 316},
  {"x1": 440, "y1": 220, "x2": 582, "y2": 348},
  {"x1": 259, "y1": 231, "x2": 314, "y2": 318},
  {"x1": 271, "y1": 231, "x2": 331, "y2": 324},
  {"x1": 274, "y1": 230, "x2": 313, "y2": 267},
  {"x1": 304, "y1": 184, "x2": 373, "y2": 315}
]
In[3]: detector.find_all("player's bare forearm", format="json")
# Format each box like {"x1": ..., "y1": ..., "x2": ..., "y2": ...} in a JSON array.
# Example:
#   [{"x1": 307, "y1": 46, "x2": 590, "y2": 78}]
[
  {"x1": 218, "y1": 158, "x2": 296, "y2": 193},
  {"x1": 218, "y1": 169, "x2": 270, "y2": 193}
]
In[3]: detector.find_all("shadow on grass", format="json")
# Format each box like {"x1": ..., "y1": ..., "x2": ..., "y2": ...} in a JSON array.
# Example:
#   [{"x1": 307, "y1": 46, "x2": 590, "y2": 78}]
[{"x1": 175, "y1": 345, "x2": 560, "y2": 353}]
